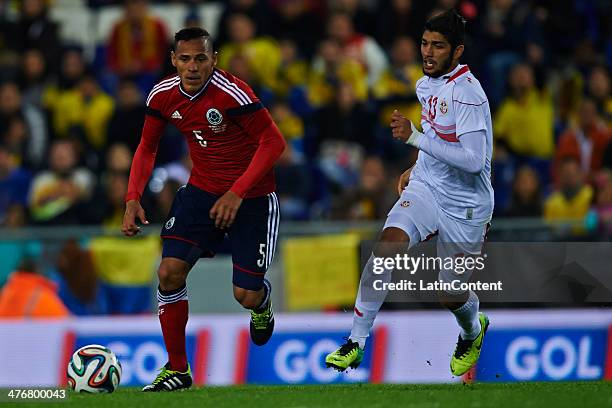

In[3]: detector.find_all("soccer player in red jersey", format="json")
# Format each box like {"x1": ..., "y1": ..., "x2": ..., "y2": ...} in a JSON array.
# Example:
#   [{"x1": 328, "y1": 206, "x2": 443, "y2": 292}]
[{"x1": 122, "y1": 27, "x2": 286, "y2": 391}]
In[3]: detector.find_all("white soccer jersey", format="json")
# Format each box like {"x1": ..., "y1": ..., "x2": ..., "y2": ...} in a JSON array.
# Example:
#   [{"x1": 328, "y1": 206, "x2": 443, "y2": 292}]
[{"x1": 410, "y1": 64, "x2": 494, "y2": 223}]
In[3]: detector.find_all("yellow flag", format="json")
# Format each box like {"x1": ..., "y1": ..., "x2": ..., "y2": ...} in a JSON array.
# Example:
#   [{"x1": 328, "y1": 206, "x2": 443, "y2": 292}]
[{"x1": 283, "y1": 234, "x2": 360, "y2": 311}]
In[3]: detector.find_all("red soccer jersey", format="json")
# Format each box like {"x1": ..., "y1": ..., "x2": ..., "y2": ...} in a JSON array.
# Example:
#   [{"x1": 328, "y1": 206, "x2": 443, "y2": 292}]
[{"x1": 126, "y1": 68, "x2": 285, "y2": 201}]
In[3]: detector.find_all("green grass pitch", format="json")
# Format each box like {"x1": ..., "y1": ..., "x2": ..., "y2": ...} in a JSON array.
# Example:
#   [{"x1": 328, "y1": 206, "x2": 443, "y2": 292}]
[{"x1": 10, "y1": 382, "x2": 612, "y2": 408}]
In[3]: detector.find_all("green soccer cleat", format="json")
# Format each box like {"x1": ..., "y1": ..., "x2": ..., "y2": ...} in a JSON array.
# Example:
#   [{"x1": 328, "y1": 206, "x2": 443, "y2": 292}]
[
  {"x1": 142, "y1": 363, "x2": 192, "y2": 392},
  {"x1": 250, "y1": 297, "x2": 275, "y2": 346},
  {"x1": 325, "y1": 339, "x2": 364, "y2": 372},
  {"x1": 450, "y1": 312, "x2": 490, "y2": 376}
]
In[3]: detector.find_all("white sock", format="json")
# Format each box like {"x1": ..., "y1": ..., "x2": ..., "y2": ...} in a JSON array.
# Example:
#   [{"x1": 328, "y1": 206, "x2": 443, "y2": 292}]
[
  {"x1": 349, "y1": 254, "x2": 393, "y2": 349},
  {"x1": 451, "y1": 290, "x2": 481, "y2": 340}
]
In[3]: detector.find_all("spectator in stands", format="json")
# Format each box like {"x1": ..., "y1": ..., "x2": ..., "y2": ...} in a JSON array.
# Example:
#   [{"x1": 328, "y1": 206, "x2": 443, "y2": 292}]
[
  {"x1": 326, "y1": 11, "x2": 388, "y2": 88},
  {"x1": 329, "y1": 0, "x2": 376, "y2": 38},
  {"x1": 331, "y1": 156, "x2": 395, "y2": 220},
  {"x1": 271, "y1": 39, "x2": 309, "y2": 100},
  {"x1": 271, "y1": 101, "x2": 305, "y2": 153},
  {"x1": 494, "y1": 62, "x2": 554, "y2": 181},
  {"x1": 0, "y1": 8, "x2": 20, "y2": 81},
  {"x1": 0, "y1": 258, "x2": 70, "y2": 318},
  {"x1": 48, "y1": 73, "x2": 114, "y2": 160},
  {"x1": 106, "y1": 80, "x2": 145, "y2": 154},
  {"x1": 18, "y1": 49, "x2": 50, "y2": 109},
  {"x1": 588, "y1": 170, "x2": 612, "y2": 237},
  {"x1": 480, "y1": 0, "x2": 545, "y2": 106},
  {"x1": 275, "y1": 142, "x2": 311, "y2": 220},
  {"x1": 55, "y1": 239, "x2": 108, "y2": 315},
  {"x1": 373, "y1": 36, "x2": 422, "y2": 127},
  {"x1": 314, "y1": 82, "x2": 375, "y2": 190},
  {"x1": 587, "y1": 66, "x2": 612, "y2": 125},
  {"x1": 554, "y1": 98, "x2": 611, "y2": 182},
  {"x1": 42, "y1": 47, "x2": 86, "y2": 114},
  {"x1": 48, "y1": 47, "x2": 87, "y2": 93},
  {"x1": 373, "y1": 36, "x2": 420, "y2": 103},
  {"x1": 504, "y1": 165, "x2": 543, "y2": 218},
  {"x1": 271, "y1": 101, "x2": 310, "y2": 219},
  {"x1": 101, "y1": 169, "x2": 129, "y2": 228},
  {"x1": 0, "y1": 81, "x2": 47, "y2": 169},
  {"x1": 85, "y1": 142, "x2": 133, "y2": 225},
  {"x1": 218, "y1": 13, "x2": 281, "y2": 91},
  {"x1": 14, "y1": 0, "x2": 60, "y2": 77},
  {"x1": 28, "y1": 139, "x2": 95, "y2": 224},
  {"x1": 0, "y1": 141, "x2": 32, "y2": 227},
  {"x1": 106, "y1": 0, "x2": 168, "y2": 93},
  {"x1": 268, "y1": 0, "x2": 323, "y2": 59},
  {"x1": 308, "y1": 39, "x2": 368, "y2": 107},
  {"x1": 226, "y1": 52, "x2": 275, "y2": 107},
  {"x1": 544, "y1": 157, "x2": 593, "y2": 223},
  {"x1": 215, "y1": 0, "x2": 272, "y2": 49},
  {"x1": 375, "y1": 0, "x2": 425, "y2": 49}
]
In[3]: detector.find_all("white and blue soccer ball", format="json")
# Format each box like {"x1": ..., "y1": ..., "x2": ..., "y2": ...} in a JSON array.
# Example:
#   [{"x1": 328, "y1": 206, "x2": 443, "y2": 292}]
[{"x1": 67, "y1": 345, "x2": 122, "y2": 393}]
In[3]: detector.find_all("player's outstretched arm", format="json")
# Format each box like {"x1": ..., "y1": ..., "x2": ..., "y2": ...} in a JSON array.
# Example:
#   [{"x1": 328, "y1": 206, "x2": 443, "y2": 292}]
[{"x1": 390, "y1": 110, "x2": 486, "y2": 174}]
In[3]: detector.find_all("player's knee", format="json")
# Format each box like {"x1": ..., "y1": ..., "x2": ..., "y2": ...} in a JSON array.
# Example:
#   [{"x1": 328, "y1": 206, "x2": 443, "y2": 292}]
[
  {"x1": 373, "y1": 227, "x2": 410, "y2": 258},
  {"x1": 233, "y1": 286, "x2": 261, "y2": 309},
  {"x1": 437, "y1": 290, "x2": 469, "y2": 310},
  {"x1": 157, "y1": 259, "x2": 189, "y2": 290}
]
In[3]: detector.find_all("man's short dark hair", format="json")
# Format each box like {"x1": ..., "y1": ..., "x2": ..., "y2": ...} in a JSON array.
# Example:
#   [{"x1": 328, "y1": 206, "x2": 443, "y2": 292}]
[
  {"x1": 174, "y1": 27, "x2": 213, "y2": 51},
  {"x1": 424, "y1": 9, "x2": 466, "y2": 51}
]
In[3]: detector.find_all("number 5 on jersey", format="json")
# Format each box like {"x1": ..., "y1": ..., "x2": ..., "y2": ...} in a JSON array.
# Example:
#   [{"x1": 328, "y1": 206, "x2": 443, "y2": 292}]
[{"x1": 193, "y1": 130, "x2": 207, "y2": 147}]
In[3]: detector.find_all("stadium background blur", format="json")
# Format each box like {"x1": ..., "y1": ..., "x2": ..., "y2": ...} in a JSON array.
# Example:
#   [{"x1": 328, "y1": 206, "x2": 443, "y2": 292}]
[{"x1": 0, "y1": 0, "x2": 612, "y2": 390}]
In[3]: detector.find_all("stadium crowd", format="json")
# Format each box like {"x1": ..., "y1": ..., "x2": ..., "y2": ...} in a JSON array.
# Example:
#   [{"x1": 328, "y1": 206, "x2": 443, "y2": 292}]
[{"x1": 0, "y1": 0, "x2": 611, "y2": 235}]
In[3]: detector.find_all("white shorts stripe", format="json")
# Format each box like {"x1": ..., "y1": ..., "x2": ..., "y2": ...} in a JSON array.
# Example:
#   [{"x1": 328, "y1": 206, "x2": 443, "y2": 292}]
[
  {"x1": 264, "y1": 192, "x2": 279, "y2": 269},
  {"x1": 146, "y1": 79, "x2": 180, "y2": 106},
  {"x1": 213, "y1": 72, "x2": 252, "y2": 104},
  {"x1": 265, "y1": 194, "x2": 273, "y2": 269},
  {"x1": 269, "y1": 192, "x2": 280, "y2": 268},
  {"x1": 211, "y1": 78, "x2": 248, "y2": 105}
]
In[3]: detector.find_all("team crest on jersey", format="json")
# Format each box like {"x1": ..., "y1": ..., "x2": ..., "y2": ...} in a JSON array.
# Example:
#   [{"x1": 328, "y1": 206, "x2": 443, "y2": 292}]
[
  {"x1": 165, "y1": 217, "x2": 175, "y2": 230},
  {"x1": 206, "y1": 108, "x2": 223, "y2": 125},
  {"x1": 439, "y1": 99, "x2": 448, "y2": 115},
  {"x1": 400, "y1": 200, "x2": 411, "y2": 207}
]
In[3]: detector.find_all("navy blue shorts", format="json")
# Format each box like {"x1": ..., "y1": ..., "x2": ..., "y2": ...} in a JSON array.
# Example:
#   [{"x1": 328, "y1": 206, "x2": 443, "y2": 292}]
[{"x1": 161, "y1": 184, "x2": 280, "y2": 290}]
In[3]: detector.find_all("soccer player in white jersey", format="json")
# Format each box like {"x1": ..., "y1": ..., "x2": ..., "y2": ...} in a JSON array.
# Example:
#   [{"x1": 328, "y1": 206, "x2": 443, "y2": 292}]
[{"x1": 326, "y1": 9, "x2": 494, "y2": 376}]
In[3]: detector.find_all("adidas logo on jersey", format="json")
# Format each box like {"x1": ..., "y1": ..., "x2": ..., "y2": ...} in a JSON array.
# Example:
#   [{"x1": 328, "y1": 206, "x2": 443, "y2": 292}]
[{"x1": 171, "y1": 110, "x2": 182, "y2": 120}]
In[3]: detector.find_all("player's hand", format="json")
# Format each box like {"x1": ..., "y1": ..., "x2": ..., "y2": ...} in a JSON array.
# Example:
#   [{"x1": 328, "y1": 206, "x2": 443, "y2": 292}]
[
  {"x1": 210, "y1": 191, "x2": 243, "y2": 229},
  {"x1": 397, "y1": 165, "x2": 414, "y2": 196},
  {"x1": 391, "y1": 110, "x2": 420, "y2": 146},
  {"x1": 122, "y1": 200, "x2": 149, "y2": 237}
]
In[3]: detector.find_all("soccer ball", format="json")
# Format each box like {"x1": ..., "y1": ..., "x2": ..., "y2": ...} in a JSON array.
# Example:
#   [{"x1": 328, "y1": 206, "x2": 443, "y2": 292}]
[{"x1": 67, "y1": 345, "x2": 122, "y2": 393}]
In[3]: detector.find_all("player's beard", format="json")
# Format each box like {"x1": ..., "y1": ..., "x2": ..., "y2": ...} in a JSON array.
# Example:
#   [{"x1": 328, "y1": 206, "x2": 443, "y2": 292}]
[{"x1": 423, "y1": 53, "x2": 453, "y2": 78}]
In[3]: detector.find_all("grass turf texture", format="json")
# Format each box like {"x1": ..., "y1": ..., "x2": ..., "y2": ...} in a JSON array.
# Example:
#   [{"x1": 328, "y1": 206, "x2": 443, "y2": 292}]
[{"x1": 10, "y1": 382, "x2": 612, "y2": 408}]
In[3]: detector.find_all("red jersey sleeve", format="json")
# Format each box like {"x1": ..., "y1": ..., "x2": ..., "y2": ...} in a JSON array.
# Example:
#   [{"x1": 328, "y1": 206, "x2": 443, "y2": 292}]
[
  {"x1": 228, "y1": 105, "x2": 286, "y2": 198},
  {"x1": 125, "y1": 91, "x2": 167, "y2": 202}
]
